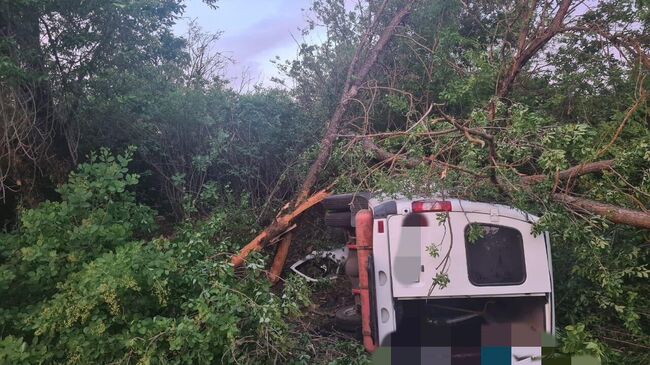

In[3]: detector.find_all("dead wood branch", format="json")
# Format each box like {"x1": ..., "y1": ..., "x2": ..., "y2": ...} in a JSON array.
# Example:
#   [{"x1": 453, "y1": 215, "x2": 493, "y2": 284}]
[
  {"x1": 553, "y1": 193, "x2": 650, "y2": 229},
  {"x1": 521, "y1": 160, "x2": 615, "y2": 185},
  {"x1": 265, "y1": 1, "x2": 416, "y2": 282},
  {"x1": 230, "y1": 189, "x2": 330, "y2": 268}
]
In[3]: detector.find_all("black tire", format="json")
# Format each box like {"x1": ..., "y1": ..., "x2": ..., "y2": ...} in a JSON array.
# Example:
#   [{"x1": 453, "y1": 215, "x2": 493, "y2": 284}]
[
  {"x1": 322, "y1": 193, "x2": 370, "y2": 211},
  {"x1": 334, "y1": 305, "x2": 361, "y2": 332},
  {"x1": 324, "y1": 211, "x2": 352, "y2": 228}
]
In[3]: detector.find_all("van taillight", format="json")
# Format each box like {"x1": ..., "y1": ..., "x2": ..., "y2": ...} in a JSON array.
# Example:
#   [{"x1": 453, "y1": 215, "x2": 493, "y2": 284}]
[{"x1": 411, "y1": 200, "x2": 452, "y2": 213}]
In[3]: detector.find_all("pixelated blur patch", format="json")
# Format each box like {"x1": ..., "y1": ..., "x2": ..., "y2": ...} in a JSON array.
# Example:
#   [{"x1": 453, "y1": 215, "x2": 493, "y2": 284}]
[
  {"x1": 421, "y1": 347, "x2": 450, "y2": 364},
  {"x1": 370, "y1": 346, "x2": 391, "y2": 365},
  {"x1": 541, "y1": 332, "x2": 557, "y2": 347},
  {"x1": 394, "y1": 213, "x2": 427, "y2": 284},
  {"x1": 369, "y1": 330, "x2": 601, "y2": 364},
  {"x1": 511, "y1": 322, "x2": 542, "y2": 347},
  {"x1": 481, "y1": 322, "x2": 510, "y2": 347},
  {"x1": 403, "y1": 213, "x2": 429, "y2": 227},
  {"x1": 481, "y1": 346, "x2": 509, "y2": 364},
  {"x1": 542, "y1": 357, "x2": 571, "y2": 365}
]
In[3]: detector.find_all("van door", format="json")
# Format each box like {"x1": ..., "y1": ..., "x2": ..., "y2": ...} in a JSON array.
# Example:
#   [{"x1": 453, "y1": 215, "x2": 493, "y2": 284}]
[{"x1": 387, "y1": 212, "x2": 551, "y2": 298}]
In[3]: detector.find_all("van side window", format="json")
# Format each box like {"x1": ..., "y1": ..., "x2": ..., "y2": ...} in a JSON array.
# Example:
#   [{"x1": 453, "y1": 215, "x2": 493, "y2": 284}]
[{"x1": 464, "y1": 224, "x2": 526, "y2": 286}]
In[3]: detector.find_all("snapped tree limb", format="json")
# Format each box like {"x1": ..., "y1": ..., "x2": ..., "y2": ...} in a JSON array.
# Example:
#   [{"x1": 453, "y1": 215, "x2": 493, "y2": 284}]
[
  {"x1": 553, "y1": 193, "x2": 650, "y2": 230},
  {"x1": 362, "y1": 138, "x2": 649, "y2": 229},
  {"x1": 293, "y1": 0, "x2": 416, "y2": 205},
  {"x1": 230, "y1": 189, "x2": 330, "y2": 268},
  {"x1": 520, "y1": 160, "x2": 615, "y2": 185},
  {"x1": 265, "y1": 0, "x2": 417, "y2": 282}
]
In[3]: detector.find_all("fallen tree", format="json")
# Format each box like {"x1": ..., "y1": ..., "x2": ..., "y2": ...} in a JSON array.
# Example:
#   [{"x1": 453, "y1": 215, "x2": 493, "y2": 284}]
[
  {"x1": 552, "y1": 193, "x2": 650, "y2": 230},
  {"x1": 231, "y1": 0, "x2": 649, "y2": 284},
  {"x1": 361, "y1": 137, "x2": 650, "y2": 229},
  {"x1": 230, "y1": 0, "x2": 416, "y2": 278},
  {"x1": 230, "y1": 189, "x2": 330, "y2": 268}
]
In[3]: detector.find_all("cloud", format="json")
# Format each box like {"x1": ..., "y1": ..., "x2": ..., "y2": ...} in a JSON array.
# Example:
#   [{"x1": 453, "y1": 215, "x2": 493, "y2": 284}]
[
  {"x1": 177, "y1": 0, "x2": 313, "y2": 87},
  {"x1": 215, "y1": 0, "x2": 310, "y2": 86},
  {"x1": 216, "y1": 13, "x2": 302, "y2": 61}
]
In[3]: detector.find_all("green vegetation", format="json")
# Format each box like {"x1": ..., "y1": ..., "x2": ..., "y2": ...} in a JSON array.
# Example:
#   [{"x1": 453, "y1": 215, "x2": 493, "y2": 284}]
[
  {"x1": 1, "y1": 0, "x2": 648, "y2": 363},
  {"x1": 0, "y1": 150, "x2": 319, "y2": 364}
]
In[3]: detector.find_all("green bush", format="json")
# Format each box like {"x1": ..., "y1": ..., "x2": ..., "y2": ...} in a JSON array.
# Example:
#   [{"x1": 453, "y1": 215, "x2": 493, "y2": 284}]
[
  {"x1": 0, "y1": 149, "x2": 313, "y2": 364},
  {"x1": 1, "y1": 148, "x2": 154, "y2": 312}
]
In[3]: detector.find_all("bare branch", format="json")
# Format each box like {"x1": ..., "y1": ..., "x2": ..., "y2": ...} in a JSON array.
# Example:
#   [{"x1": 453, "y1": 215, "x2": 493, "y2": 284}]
[
  {"x1": 553, "y1": 193, "x2": 650, "y2": 229},
  {"x1": 496, "y1": 0, "x2": 573, "y2": 100},
  {"x1": 521, "y1": 160, "x2": 615, "y2": 184}
]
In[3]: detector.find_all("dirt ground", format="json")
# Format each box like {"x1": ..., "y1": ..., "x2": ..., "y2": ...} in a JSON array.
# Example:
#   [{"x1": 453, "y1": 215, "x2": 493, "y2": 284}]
[
  {"x1": 271, "y1": 210, "x2": 369, "y2": 363},
  {"x1": 295, "y1": 276, "x2": 367, "y2": 363}
]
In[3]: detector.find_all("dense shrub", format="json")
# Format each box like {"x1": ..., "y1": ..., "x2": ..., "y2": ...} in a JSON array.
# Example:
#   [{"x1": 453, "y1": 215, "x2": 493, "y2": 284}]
[
  {"x1": 0, "y1": 150, "x2": 312, "y2": 364},
  {"x1": 0, "y1": 148, "x2": 155, "y2": 310}
]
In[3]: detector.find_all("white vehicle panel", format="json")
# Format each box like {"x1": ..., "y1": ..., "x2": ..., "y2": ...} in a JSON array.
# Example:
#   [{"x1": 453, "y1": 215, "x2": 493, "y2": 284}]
[
  {"x1": 511, "y1": 346, "x2": 542, "y2": 364},
  {"x1": 388, "y1": 212, "x2": 551, "y2": 298}
]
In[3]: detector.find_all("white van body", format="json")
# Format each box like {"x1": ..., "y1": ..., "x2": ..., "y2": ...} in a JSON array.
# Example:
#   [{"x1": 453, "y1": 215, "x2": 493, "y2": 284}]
[{"x1": 368, "y1": 197, "x2": 555, "y2": 364}]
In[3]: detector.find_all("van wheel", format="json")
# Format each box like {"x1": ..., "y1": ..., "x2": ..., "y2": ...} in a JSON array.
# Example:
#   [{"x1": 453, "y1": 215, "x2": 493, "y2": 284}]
[
  {"x1": 324, "y1": 211, "x2": 352, "y2": 228},
  {"x1": 323, "y1": 193, "x2": 370, "y2": 211},
  {"x1": 334, "y1": 305, "x2": 361, "y2": 332}
]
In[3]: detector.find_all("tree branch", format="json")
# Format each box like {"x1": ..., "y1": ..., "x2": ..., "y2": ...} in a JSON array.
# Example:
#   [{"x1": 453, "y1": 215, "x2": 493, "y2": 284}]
[
  {"x1": 230, "y1": 189, "x2": 330, "y2": 268},
  {"x1": 232, "y1": 1, "x2": 417, "y2": 280},
  {"x1": 361, "y1": 137, "x2": 488, "y2": 178},
  {"x1": 362, "y1": 137, "x2": 648, "y2": 229},
  {"x1": 553, "y1": 193, "x2": 650, "y2": 229},
  {"x1": 521, "y1": 160, "x2": 614, "y2": 184},
  {"x1": 437, "y1": 108, "x2": 501, "y2": 188},
  {"x1": 294, "y1": 1, "x2": 416, "y2": 205},
  {"x1": 497, "y1": 0, "x2": 573, "y2": 99}
]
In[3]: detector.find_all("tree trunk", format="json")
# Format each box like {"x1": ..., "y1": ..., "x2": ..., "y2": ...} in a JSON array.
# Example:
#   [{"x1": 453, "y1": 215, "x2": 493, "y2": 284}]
[
  {"x1": 230, "y1": 189, "x2": 330, "y2": 268},
  {"x1": 265, "y1": 1, "x2": 416, "y2": 282},
  {"x1": 293, "y1": 1, "x2": 415, "y2": 204}
]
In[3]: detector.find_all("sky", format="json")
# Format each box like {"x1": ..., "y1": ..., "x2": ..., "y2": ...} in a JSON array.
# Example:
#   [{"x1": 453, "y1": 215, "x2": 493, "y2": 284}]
[{"x1": 173, "y1": 0, "x2": 321, "y2": 88}]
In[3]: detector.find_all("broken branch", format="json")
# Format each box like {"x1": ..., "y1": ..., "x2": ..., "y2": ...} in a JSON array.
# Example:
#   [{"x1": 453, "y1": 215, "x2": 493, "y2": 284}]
[
  {"x1": 362, "y1": 137, "x2": 647, "y2": 229},
  {"x1": 266, "y1": 1, "x2": 416, "y2": 282},
  {"x1": 553, "y1": 193, "x2": 650, "y2": 230},
  {"x1": 521, "y1": 160, "x2": 614, "y2": 185},
  {"x1": 230, "y1": 189, "x2": 330, "y2": 268}
]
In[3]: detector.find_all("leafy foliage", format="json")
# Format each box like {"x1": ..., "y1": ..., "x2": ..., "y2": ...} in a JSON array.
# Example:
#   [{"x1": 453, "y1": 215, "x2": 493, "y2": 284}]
[
  {"x1": 0, "y1": 148, "x2": 154, "y2": 305},
  {"x1": 282, "y1": 1, "x2": 649, "y2": 362},
  {"x1": 1, "y1": 0, "x2": 649, "y2": 363},
  {"x1": 0, "y1": 151, "x2": 313, "y2": 364}
]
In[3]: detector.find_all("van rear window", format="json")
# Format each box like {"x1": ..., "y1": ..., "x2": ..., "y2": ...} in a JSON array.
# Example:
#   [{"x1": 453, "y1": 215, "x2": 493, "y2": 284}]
[{"x1": 464, "y1": 224, "x2": 526, "y2": 286}]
